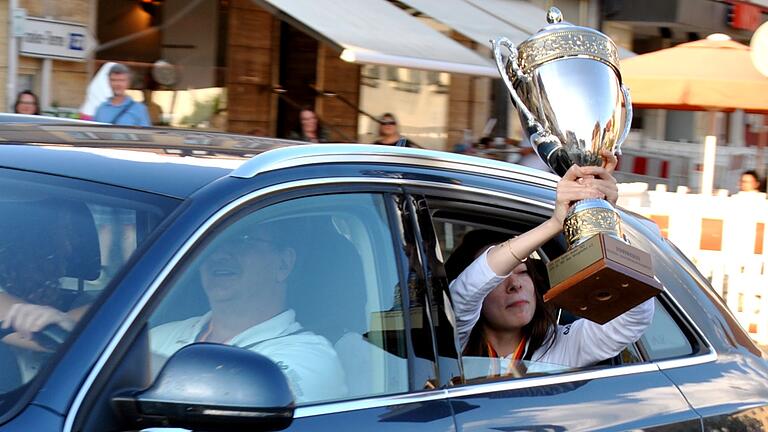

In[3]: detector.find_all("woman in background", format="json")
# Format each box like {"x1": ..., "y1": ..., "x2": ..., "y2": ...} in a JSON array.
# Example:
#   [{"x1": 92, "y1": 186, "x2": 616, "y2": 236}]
[
  {"x1": 289, "y1": 106, "x2": 329, "y2": 143},
  {"x1": 14, "y1": 90, "x2": 41, "y2": 115},
  {"x1": 374, "y1": 113, "x2": 418, "y2": 147}
]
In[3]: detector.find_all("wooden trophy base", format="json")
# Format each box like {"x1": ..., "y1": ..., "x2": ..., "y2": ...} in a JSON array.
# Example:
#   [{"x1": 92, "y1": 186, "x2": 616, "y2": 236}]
[{"x1": 543, "y1": 233, "x2": 662, "y2": 324}]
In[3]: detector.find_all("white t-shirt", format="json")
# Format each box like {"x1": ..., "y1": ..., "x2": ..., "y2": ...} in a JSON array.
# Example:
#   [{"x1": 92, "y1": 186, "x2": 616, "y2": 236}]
[
  {"x1": 515, "y1": 140, "x2": 552, "y2": 172},
  {"x1": 449, "y1": 247, "x2": 654, "y2": 368},
  {"x1": 150, "y1": 309, "x2": 347, "y2": 403}
]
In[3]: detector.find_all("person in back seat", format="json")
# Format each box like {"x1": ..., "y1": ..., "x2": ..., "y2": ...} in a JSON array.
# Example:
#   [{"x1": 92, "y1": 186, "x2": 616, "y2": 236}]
[{"x1": 150, "y1": 220, "x2": 347, "y2": 403}]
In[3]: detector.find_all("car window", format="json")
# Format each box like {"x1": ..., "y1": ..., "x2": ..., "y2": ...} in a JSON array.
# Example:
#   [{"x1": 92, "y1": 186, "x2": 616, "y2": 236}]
[
  {"x1": 639, "y1": 298, "x2": 693, "y2": 359},
  {"x1": 0, "y1": 168, "x2": 176, "y2": 415},
  {"x1": 147, "y1": 193, "x2": 409, "y2": 405},
  {"x1": 439, "y1": 221, "x2": 695, "y2": 366},
  {"x1": 430, "y1": 209, "x2": 657, "y2": 384}
]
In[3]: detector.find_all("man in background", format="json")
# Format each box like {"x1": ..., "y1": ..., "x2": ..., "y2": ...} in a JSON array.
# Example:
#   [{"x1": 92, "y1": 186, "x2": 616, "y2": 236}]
[
  {"x1": 514, "y1": 138, "x2": 551, "y2": 172},
  {"x1": 93, "y1": 63, "x2": 151, "y2": 126},
  {"x1": 739, "y1": 170, "x2": 764, "y2": 193}
]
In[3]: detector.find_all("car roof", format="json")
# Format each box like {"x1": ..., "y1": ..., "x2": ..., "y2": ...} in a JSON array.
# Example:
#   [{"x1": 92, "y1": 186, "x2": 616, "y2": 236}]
[
  {"x1": 0, "y1": 123, "x2": 560, "y2": 198},
  {"x1": 0, "y1": 113, "x2": 104, "y2": 124},
  {"x1": 0, "y1": 123, "x2": 302, "y2": 198}
]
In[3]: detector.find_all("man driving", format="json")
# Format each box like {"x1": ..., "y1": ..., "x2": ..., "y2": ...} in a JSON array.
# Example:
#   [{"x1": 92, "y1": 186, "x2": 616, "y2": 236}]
[{"x1": 150, "y1": 219, "x2": 347, "y2": 403}]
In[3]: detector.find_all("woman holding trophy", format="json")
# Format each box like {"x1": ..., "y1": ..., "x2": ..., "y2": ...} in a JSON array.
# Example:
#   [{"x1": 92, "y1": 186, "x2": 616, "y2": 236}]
[
  {"x1": 446, "y1": 6, "x2": 659, "y2": 377},
  {"x1": 446, "y1": 153, "x2": 654, "y2": 376}
]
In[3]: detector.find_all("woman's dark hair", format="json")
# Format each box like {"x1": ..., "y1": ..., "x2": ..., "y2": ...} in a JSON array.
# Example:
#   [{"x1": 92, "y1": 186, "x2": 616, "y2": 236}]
[
  {"x1": 445, "y1": 229, "x2": 558, "y2": 359},
  {"x1": 14, "y1": 90, "x2": 40, "y2": 115},
  {"x1": 296, "y1": 105, "x2": 328, "y2": 141},
  {"x1": 742, "y1": 170, "x2": 760, "y2": 182}
]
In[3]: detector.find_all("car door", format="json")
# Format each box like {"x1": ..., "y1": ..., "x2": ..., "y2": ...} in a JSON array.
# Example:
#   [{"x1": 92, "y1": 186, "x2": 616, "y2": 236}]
[
  {"x1": 66, "y1": 180, "x2": 457, "y2": 432},
  {"x1": 410, "y1": 183, "x2": 703, "y2": 431}
]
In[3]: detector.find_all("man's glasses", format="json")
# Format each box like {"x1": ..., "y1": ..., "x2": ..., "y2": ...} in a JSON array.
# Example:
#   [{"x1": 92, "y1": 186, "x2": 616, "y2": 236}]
[
  {"x1": 380, "y1": 120, "x2": 396, "y2": 126},
  {"x1": 230, "y1": 233, "x2": 275, "y2": 254}
]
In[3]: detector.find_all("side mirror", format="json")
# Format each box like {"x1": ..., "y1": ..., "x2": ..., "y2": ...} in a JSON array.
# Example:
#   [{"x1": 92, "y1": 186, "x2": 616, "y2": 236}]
[{"x1": 113, "y1": 343, "x2": 295, "y2": 432}]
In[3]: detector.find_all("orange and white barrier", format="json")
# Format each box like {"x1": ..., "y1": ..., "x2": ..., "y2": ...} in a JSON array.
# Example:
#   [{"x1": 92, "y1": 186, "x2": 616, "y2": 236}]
[{"x1": 619, "y1": 184, "x2": 768, "y2": 344}]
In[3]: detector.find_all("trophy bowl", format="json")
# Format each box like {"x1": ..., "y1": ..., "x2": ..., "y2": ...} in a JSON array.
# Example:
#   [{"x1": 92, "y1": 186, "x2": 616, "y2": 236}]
[
  {"x1": 492, "y1": 7, "x2": 661, "y2": 324},
  {"x1": 522, "y1": 57, "x2": 624, "y2": 175}
]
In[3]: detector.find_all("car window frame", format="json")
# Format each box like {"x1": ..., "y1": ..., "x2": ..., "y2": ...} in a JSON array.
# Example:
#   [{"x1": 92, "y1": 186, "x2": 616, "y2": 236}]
[
  {"x1": 66, "y1": 177, "x2": 450, "y2": 431},
  {"x1": 403, "y1": 192, "x2": 462, "y2": 386}
]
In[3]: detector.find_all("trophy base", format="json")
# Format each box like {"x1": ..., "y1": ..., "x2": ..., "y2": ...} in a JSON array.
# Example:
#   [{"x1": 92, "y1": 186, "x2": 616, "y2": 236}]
[{"x1": 543, "y1": 233, "x2": 662, "y2": 324}]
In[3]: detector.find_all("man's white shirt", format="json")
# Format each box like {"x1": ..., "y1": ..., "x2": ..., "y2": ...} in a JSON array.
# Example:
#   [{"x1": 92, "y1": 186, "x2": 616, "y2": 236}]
[{"x1": 151, "y1": 309, "x2": 347, "y2": 403}]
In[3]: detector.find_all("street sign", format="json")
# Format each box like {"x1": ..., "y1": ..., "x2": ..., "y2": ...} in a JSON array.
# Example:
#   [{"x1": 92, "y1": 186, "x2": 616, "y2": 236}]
[
  {"x1": 12, "y1": 8, "x2": 27, "y2": 38},
  {"x1": 21, "y1": 17, "x2": 89, "y2": 62}
]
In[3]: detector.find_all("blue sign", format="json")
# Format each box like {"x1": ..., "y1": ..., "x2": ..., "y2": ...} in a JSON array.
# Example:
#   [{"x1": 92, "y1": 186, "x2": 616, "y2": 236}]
[{"x1": 69, "y1": 33, "x2": 84, "y2": 51}]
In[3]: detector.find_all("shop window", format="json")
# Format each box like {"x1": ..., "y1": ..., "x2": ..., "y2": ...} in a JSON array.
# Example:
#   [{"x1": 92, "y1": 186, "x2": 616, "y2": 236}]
[
  {"x1": 386, "y1": 66, "x2": 400, "y2": 82},
  {"x1": 395, "y1": 69, "x2": 421, "y2": 93},
  {"x1": 362, "y1": 65, "x2": 380, "y2": 88},
  {"x1": 426, "y1": 71, "x2": 449, "y2": 94}
]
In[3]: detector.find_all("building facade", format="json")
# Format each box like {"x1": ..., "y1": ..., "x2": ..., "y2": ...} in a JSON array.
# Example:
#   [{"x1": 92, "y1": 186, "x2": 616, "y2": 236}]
[
  {"x1": 0, "y1": 0, "x2": 94, "y2": 114},
  {"x1": 3, "y1": 0, "x2": 763, "y2": 157}
]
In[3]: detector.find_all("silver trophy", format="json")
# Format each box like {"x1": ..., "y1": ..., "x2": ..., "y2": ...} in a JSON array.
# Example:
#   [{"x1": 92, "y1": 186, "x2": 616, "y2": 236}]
[{"x1": 492, "y1": 7, "x2": 660, "y2": 324}]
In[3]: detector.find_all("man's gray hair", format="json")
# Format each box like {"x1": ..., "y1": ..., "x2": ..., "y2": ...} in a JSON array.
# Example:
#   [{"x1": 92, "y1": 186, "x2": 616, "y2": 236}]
[{"x1": 109, "y1": 63, "x2": 132, "y2": 77}]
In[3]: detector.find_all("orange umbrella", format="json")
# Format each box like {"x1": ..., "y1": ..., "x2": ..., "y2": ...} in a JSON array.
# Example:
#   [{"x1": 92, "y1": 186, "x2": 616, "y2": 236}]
[{"x1": 620, "y1": 36, "x2": 768, "y2": 114}]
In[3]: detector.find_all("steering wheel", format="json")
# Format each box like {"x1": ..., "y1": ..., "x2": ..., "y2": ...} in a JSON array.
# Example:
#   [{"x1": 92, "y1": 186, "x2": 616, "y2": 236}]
[{"x1": 0, "y1": 321, "x2": 70, "y2": 350}]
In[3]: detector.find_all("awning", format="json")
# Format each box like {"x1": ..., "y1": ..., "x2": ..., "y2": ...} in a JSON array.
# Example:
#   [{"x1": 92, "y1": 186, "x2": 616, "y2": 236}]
[
  {"x1": 459, "y1": 0, "x2": 636, "y2": 59},
  {"x1": 400, "y1": 0, "x2": 532, "y2": 46},
  {"x1": 253, "y1": 0, "x2": 497, "y2": 77}
]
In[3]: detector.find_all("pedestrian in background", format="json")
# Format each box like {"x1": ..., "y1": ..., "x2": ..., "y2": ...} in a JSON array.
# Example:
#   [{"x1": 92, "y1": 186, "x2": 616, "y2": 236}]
[
  {"x1": 93, "y1": 64, "x2": 151, "y2": 126},
  {"x1": 374, "y1": 113, "x2": 418, "y2": 147},
  {"x1": 289, "y1": 106, "x2": 329, "y2": 143},
  {"x1": 79, "y1": 62, "x2": 115, "y2": 121},
  {"x1": 14, "y1": 90, "x2": 40, "y2": 115},
  {"x1": 737, "y1": 170, "x2": 766, "y2": 195},
  {"x1": 475, "y1": 136, "x2": 509, "y2": 160},
  {"x1": 515, "y1": 138, "x2": 551, "y2": 172}
]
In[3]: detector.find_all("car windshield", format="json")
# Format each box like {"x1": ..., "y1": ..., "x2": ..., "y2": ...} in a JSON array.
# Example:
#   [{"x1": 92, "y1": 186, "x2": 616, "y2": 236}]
[{"x1": 0, "y1": 167, "x2": 178, "y2": 407}]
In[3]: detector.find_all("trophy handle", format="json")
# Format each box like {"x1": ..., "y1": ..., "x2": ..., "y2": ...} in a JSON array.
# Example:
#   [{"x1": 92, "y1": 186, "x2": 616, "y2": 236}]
[
  {"x1": 491, "y1": 37, "x2": 540, "y2": 135},
  {"x1": 616, "y1": 84, "x2": 633, "y2": 156}
]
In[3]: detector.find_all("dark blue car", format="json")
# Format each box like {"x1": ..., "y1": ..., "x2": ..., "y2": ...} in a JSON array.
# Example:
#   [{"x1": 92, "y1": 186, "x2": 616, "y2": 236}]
[{"x1": 0, "y1": 123, "x2": 765, "y2": 432}]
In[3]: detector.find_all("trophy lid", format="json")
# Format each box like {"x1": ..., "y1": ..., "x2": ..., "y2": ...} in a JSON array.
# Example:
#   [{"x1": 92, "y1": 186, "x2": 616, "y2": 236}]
[{"x1": 517, "y1": 7, "x2": 620, "y2": 75}]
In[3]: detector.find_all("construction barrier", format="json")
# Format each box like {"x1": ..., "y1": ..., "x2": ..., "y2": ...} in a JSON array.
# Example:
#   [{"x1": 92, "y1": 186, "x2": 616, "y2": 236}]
[{"x1": 618, "y1": 184, "x2": 768, "y2": 344}]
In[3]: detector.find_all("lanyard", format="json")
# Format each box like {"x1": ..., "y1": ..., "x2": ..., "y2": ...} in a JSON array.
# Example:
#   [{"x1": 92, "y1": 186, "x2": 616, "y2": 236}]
[
  {"x1": 486, "y1": 336, "x2": 527, "y2": 376},
  {"x1": 196, "y1": 320, "x2": 215, "y2": 342},
  {"x1": 196, "y1": 320, "x2": 233, "y2": 344}
]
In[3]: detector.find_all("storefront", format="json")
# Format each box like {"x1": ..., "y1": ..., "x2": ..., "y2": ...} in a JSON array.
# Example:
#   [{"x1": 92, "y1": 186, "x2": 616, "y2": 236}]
[{"x1": 2, "y1": 0, "x2": 610, "y2": 151}]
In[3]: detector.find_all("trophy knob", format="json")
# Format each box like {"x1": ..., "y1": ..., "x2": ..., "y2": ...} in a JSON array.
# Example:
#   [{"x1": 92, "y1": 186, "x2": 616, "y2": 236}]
[{"x1": 546, "y1": 7, "x2": 563, "y2": 24}]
